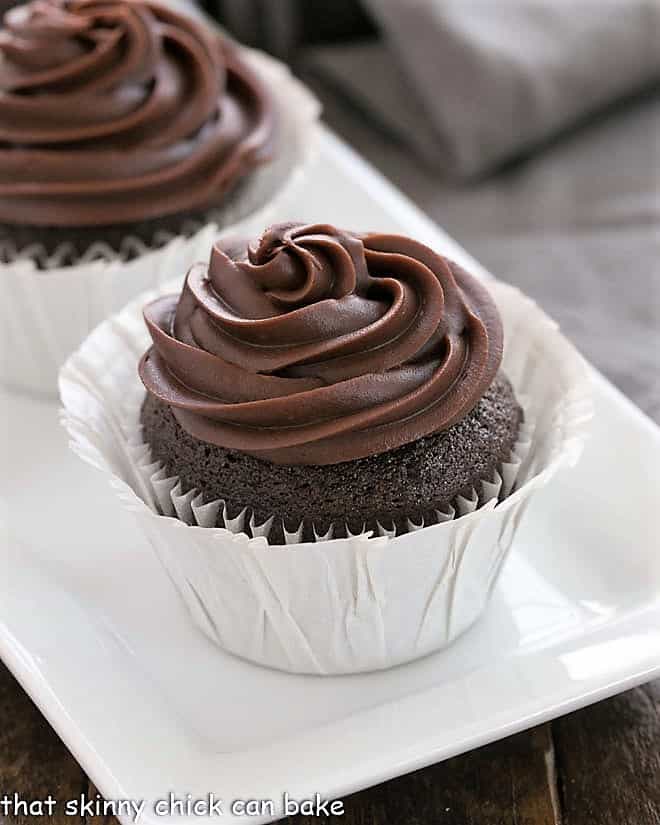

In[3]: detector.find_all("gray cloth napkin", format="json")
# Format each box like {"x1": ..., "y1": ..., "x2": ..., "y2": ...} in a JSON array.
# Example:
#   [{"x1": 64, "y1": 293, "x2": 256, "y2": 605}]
[{"x1": 332, "y1": 0, "x2": 660, "y2": 178}]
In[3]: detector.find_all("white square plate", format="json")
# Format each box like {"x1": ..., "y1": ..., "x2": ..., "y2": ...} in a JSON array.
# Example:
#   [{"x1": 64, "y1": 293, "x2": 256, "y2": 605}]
[{"x1": 1, "y1": 130, "x2": 659, "y2": 825}]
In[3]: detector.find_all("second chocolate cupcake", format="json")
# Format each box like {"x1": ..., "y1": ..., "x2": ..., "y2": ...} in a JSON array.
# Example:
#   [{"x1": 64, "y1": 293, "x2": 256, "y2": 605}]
[
  {"x1": 139, "y1": 223, "x2": 523, "y2": 543},
  {"x1": 0, "y1": 0, "x2": 276, "y2": 264}
]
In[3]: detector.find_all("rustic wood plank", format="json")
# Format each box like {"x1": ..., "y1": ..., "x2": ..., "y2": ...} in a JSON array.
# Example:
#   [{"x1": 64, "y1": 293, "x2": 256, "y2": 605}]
[
  {"x1": 0, "y1": 662, "x2": 86, "y2": 825},
  {"x1": 82, "y1": 781, "x2": 116, "y2": 825},
  {"x1": 289, "y1": 724, "x2": 560, "y2": 824},
  {"x1": 552, "y1": 681, "x2": 660, "y2": 825}
]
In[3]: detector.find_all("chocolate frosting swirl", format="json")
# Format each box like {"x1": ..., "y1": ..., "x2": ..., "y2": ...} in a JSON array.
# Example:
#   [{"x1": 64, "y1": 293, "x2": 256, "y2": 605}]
[
  {"x1": 139, "y1": 223, "x2": 504, "y2": 465},
  {"x1": 0, "y1": 0, "x2": 275, "y2": 226}
]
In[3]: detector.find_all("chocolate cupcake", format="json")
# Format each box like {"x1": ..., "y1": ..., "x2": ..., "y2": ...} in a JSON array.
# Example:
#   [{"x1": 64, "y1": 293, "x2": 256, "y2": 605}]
[
  {"x1": 0, "y1": 0, "x2": 275, "y2": 265},
  {"x1": 138, "y1": 223, "x2": 523, "y2": 543},
  {"x1": 0, "y1": 2, "x2": 319, "y2": 396},
  {"x1": 62, "y1": 222, "x2": 591, "y2": 673}
]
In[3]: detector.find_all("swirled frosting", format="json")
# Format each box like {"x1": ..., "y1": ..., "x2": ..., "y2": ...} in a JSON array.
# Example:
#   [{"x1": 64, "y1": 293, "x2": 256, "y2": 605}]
[
  {"x1": 139, "y1": 223, "x2": 504, "y2": 465},
  {"x1": 0, "y1": 0, "x2": 275, "y2": 226}
]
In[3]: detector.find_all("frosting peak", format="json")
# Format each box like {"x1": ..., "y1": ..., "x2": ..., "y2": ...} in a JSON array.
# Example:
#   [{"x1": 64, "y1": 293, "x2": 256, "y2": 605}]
[
  {"x1": 139, "y1": 223, "x2": 504, "y2": 465},
  {"x1": 0, "y1": 0, "x2": 275, "y2": 227}
]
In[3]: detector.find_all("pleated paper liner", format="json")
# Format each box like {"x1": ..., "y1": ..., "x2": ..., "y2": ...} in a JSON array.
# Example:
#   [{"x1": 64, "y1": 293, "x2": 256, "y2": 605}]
[
  {"x1": 1, "y1": 48, "x2": 321, "y2": 397},
  {"x1": 60, "y1": 279, "x2": 592, "y2": 674}
]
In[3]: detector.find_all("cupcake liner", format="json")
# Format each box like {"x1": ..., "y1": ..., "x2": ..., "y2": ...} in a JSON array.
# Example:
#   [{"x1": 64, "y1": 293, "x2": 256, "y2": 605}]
[
  {"x1": 60, "y1": 280, "x2": 592, "y2": 675},
  {"x1": 0, "y1": 48, "x2": 321, "y2": 397}
]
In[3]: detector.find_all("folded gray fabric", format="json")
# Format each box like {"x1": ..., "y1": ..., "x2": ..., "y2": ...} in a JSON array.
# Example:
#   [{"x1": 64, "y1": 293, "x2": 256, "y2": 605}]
[
  {"x1": 354, "y1": 0, "x2": 660, "y2": 178},
  {"x1": 302, "y1": 41, "x2": 449, "y2": 166}
]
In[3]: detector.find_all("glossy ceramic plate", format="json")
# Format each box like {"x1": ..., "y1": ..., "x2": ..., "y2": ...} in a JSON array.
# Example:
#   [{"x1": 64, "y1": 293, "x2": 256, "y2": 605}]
[{"x1": 1, "y1": 129, "x2": 659, "y2": 825}]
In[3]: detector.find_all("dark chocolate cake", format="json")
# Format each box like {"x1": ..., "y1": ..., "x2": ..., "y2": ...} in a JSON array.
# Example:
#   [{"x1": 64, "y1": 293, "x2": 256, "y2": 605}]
[
  {"x1": 138, "y1": 222, "x2": 523, "y2": 544},
  {"x1": 141, "y1": 374, "x2": 522, "y2": 543}
]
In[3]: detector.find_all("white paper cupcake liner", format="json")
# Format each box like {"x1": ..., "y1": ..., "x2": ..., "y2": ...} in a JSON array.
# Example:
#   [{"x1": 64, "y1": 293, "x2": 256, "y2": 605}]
[
  {"x1": 60, "y1": 280, "x2": 592, "y2": 675},
  {"x1": 0, "y1": 48, "x2": 321, "y2": 397}
]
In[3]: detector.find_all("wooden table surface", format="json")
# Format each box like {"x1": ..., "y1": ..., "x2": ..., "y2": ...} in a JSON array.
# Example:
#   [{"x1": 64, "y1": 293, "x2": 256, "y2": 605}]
[{"x1": 1, "y1": 660, "x2": 658, "y2": 824}]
